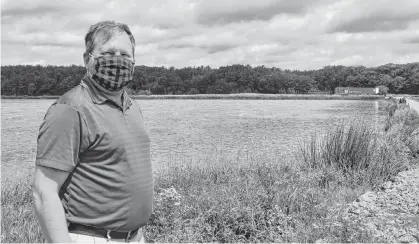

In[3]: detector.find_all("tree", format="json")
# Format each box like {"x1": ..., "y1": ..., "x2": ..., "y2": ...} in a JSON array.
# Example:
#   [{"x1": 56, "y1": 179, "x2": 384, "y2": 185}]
[
  {"x1": 377, "y1": 85, "x2": 389, "y2": 95},
  {"x1": 1, "y1": 62, "x2": 419, "y2": 96}
]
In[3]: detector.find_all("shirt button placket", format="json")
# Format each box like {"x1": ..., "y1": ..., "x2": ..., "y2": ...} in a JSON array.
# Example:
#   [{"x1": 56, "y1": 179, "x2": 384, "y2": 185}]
[{"x1": 122, "y1": 109, "x2": 128, "y2": 124}]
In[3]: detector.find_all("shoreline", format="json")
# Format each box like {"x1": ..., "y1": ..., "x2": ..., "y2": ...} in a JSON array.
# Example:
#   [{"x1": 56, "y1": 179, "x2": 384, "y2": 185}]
[{"x1": 1, "y1": 94, "x2": 387, "y2": 100}]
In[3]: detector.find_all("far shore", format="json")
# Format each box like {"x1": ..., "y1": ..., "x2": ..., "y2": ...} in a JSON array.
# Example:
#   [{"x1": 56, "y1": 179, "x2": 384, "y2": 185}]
[{"x1": 1, "y1": 94, "x2": 389, "y2": 100}]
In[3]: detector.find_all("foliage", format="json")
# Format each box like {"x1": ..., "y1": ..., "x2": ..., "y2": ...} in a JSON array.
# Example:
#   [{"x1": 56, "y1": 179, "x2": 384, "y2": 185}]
[
  {"x1": 384, "y1": 104, "x2": 419, "y2": 156},
  {"x1": 377, "y1": 85, "x2": 389, "y2": 95},
  {"x1": 1, "y1": 62, "x2": 418, "y2": 96},
  {"x1": 298, "y1": 119, "x2": 412, "y2": 188}
]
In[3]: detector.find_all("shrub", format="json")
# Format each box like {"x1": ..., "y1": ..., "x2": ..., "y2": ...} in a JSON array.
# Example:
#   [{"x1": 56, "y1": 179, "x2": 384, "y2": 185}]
[
  {"x1": 297, "y1": 107, "x2": 417, "y2": 188},
  {"x1": 188, "y1": 88, "x2": 200, "y2": 95}
]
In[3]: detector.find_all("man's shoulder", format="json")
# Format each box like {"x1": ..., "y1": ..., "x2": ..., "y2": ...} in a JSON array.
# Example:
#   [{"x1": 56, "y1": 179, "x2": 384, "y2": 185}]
[
  {"x1": 53, "y1": 83, "x2": 93, "y2": 111},
  {"x1": 128, "y1": 97, "x2": 143, "y2": 110}
]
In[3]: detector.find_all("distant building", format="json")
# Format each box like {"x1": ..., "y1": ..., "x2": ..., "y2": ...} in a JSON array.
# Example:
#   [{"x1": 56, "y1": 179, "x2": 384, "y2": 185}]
[
  {"x1": 307, "y1": 89, "x2": 332, "y2": 95},
  {"x1": 334, "y1": 87, "x2": 379, "y2": 95}
]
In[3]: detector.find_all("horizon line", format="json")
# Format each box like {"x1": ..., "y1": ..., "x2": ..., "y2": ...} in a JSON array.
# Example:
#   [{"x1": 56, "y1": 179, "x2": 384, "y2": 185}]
[{"x1": 1, "y1": 61, "x2": 418, "y2": 71}]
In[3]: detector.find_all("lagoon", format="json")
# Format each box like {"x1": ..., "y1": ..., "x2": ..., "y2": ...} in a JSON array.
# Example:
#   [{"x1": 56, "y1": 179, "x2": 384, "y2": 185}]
[{"x1": 1, "y1": 99, "x2": 389, "y2": 183}]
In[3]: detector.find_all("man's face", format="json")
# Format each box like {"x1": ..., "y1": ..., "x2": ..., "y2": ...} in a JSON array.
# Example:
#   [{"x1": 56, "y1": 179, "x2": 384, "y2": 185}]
[{"x1": 86, "y1": 33, "x2": 134, "y2": 75}]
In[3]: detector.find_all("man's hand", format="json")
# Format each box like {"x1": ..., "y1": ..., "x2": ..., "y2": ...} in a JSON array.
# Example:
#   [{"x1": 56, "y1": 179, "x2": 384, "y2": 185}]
[{"x1": 32, "y1": 165, "x2": 72, "y2": 243}]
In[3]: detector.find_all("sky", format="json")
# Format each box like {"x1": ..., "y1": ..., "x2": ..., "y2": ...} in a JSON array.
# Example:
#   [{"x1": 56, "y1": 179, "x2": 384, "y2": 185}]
[{"x1": 1, "y1": 0, "x2": 419, "y2": 70}]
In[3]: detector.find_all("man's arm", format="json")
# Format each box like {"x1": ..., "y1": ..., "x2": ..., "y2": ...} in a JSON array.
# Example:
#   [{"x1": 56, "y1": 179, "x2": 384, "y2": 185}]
[
  {"x1": 32, "y1": 103, "x2": 90, "y2": 243},
  {"x1": 32, "y1": 166, "x2": 72, "y2": 243}
]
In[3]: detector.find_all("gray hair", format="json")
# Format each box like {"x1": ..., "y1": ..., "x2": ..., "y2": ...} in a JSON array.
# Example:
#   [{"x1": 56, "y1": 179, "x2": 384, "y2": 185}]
[{"x1": 84, "y1": 21, "x2": 136, "y2": 59}]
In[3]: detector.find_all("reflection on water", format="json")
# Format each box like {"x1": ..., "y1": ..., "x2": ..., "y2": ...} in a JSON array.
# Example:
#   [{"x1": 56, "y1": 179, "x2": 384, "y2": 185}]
[
  {"x1": 1, "y1": 99, "x2": 389, "y2": 181},
  {"x1": 139, "y1": 100, "x2": 389, "y2": 167}
]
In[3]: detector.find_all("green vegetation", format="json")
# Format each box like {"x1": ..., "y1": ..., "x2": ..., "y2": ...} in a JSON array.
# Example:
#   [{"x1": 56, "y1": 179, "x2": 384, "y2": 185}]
[
  {"x1": 2, "y1": 100, "x2": 419, "y2": 243},
  {"x1": 1, "y1": 62, "x2": 419, "y2": 97}
]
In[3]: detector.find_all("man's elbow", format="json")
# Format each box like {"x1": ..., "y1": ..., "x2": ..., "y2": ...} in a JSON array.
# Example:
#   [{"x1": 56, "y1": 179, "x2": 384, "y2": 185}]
[
  {"x1": 31, "y1": 181, "x2": 56, "y2": 209},
  {"x1": 32, "y1": 182, "x2": 44, "y2": 210},
  {"x1": 32, "y1": 166, "x2": 65, "y2": 207}
]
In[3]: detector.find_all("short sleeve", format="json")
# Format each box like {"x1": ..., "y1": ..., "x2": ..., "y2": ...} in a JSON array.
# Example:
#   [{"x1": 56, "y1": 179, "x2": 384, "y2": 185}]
[{"x1": 35, "y1": 104, "x2": 89, "y2": 172}]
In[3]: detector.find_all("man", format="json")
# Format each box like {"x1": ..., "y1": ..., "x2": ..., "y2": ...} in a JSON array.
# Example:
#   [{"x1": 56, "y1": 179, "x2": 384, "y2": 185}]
[{"x1": 32, "y1": 21, "x2": 153, "y2": 243}]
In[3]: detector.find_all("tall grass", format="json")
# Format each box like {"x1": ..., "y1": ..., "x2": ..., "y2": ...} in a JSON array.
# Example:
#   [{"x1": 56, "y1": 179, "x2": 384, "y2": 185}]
[
  {"x1": 144, "y1": 160, "x2": 371, "y2": 242},
  {"x1": 298, "y1": 118, "x2": 412, "y2": 188},
  {"x1": 384, "y1": 103, "x2": 419, "y2": 155},
  {"x1": 2, "y1": 100, "x2": 418, "y2": 243}
]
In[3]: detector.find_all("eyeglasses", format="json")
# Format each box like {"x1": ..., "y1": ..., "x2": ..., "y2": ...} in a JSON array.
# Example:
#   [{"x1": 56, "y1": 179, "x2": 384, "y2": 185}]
[{"x1": 89, "y1": 53, "x2": 135, "y2": 64}]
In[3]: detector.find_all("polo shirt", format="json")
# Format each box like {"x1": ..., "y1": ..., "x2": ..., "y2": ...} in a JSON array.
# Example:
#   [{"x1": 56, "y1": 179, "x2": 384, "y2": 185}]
[{"x1": 35, "y1": 75, "x2": 153, "y2": 232}]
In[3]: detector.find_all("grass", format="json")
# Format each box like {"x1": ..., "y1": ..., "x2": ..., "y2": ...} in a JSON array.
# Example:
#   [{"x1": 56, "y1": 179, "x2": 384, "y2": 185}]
[
  {"x1": 145, "y1": 158, "x2": 376, "y2": 243},
  {"x1": 1, "y1": 94, "x2": 386, "y2": 100},
  {"x1": 2, "y1": 100, "x2": 419, "y2": 243},
  {"x1": 1, "y1": 179, "x2": 43, "y2": 243}
]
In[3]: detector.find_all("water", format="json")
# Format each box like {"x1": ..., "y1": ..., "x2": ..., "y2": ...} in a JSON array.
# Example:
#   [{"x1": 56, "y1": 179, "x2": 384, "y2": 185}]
[{"x1": 1, "y1": 99, "x2": 389, "y2": 183}]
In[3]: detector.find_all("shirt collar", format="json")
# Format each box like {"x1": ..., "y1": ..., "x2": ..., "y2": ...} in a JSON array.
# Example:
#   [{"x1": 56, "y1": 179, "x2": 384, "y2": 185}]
[{"x1": 80, "y1": 75, "x2": 132, "y2": 110}]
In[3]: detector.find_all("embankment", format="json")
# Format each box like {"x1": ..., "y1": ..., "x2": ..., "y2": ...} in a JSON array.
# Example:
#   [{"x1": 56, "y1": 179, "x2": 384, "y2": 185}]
[{"x1": 341, "y1": 100, "x2": 419, "y2": 243}]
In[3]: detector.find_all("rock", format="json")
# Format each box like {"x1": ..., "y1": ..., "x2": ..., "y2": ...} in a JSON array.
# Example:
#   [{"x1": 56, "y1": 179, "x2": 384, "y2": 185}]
[
  {"x1": 365, "y1": 222, "x2": 377, "y2": 231},
  {"x1": 397, "y1": 229, "x2": 407, "y2": 238},
  {"x1": 343, "y1": 168, "x2": 419, "y2": 243},
  {"x1": 382, "y1": 181, "x2": 393, "y2": 190},
  {"x1": 358, "y1": 191, "x2": 377, "y2": 202},
  {"x1": 398, "y1": 235, "x2": 416, "y2": 243},
  {"x1": 349, "y1": 208, "x2": 361, "y2": 215}
]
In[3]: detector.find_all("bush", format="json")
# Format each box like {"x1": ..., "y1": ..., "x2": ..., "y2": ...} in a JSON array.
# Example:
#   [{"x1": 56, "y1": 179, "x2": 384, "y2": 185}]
[
  {"x1": 188, "y1": 88, "x2": 200, "y2": 95},
  {"x1": 384, "y1": 105, "x2": 419, "y2": 156},
  {"x1": 377, "y1": 85, "x2": 389, "y2": 96},
  {"x1": 138, "y1": 89, "x2": 151, "y2": 95},
  {"x1": 125, "y1": 87, "x2": 152, "y2": 95},
  {"x1": 297, "y1": 119, "x2": 411, "y2": 188}
]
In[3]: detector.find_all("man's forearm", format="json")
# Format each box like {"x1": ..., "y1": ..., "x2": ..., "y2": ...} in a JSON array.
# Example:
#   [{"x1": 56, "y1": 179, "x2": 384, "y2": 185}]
[{"x1": 33, "y1": 192, "x2": 72, "y2": 243}]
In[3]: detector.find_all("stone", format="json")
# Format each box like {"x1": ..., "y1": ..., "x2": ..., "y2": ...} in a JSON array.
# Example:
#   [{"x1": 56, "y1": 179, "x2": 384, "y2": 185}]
[
  {"x1": 342, "y1": 168, "x2": 419, "y2": 243},
  {"x1": 365, "y1": 222, "x2": 377, "y2": 231},
  {"x1": 358, "y1": 191, "x2": 377, "y2": 202},
  {"x1": 349, "y1": 208, "x2": 361, "y2": 215},
  {"x1": 381, "y1": 181, "x2": 393, "y2": 190},
  {"x1": 398, "y1": 235, "x2": 416, "y2": 243}
]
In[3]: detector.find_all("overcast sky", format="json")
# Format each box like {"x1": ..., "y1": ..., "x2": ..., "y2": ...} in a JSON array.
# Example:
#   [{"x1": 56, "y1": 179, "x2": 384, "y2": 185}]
[{"x1": 1, "y1": 0, "x2": 419, "y2": 70}]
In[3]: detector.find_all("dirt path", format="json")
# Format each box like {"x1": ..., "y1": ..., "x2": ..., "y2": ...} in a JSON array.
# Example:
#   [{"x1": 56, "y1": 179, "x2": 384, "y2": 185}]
[{"x1": 343, "y1": 99, "x2": 419, "y2": 243}]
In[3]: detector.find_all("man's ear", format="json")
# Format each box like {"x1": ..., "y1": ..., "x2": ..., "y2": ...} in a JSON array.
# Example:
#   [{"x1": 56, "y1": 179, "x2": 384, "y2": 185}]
[{"x1": 83, "y1": 52, "x2": 89, "y2": 66}]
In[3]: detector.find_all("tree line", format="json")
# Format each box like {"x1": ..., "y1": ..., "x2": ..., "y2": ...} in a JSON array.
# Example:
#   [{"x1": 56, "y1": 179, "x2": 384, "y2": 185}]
[{"x1": 1, "y1": 62, "x2": 418, "y2": 96}]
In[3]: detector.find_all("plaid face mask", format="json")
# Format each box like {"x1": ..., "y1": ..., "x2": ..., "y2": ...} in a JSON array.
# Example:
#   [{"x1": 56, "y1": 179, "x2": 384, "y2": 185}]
[{"x1": 89, "y1": 53, "x2": 135, "y2": 91}]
